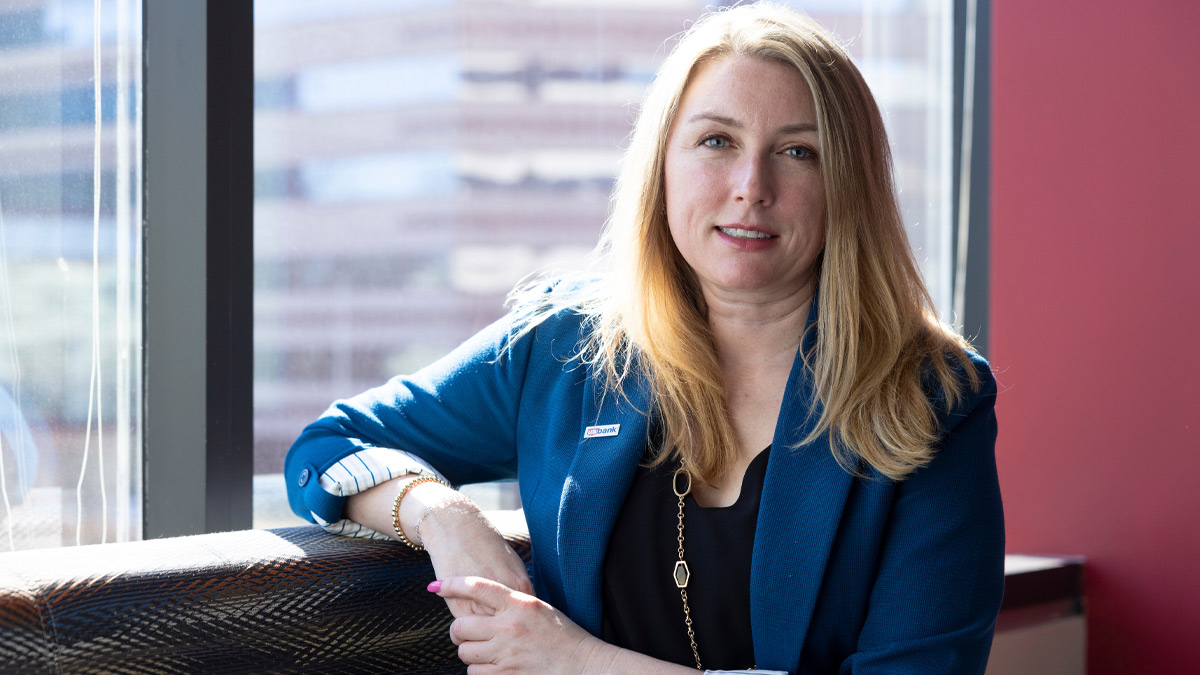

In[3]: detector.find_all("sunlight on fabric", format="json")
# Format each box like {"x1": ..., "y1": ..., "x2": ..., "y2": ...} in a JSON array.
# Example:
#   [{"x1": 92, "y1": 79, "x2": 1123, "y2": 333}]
[
  {"x1": 76, "y1": 0, "x2": 108, "y2": 547},
  {"x1": 0, "y1": 192, "x2": 22, "y2": 551}
]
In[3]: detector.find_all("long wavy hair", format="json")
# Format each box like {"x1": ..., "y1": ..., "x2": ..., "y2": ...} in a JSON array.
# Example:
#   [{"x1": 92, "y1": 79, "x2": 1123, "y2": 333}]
[{"x1": 510, "y1": 3, "x2": 979, "y2": 485}]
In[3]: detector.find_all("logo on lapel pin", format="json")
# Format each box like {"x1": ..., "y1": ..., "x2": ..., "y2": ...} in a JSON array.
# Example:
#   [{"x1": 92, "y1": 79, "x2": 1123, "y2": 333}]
[{"x1": 584, "y1": 424, "x2": 620, "y2": 439}]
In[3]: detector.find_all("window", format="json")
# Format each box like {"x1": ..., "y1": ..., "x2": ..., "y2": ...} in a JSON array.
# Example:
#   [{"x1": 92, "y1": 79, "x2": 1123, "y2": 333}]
[
  {"x1": 0, "y1": 2, "x2": 972, "y2": 544},
  {"x1": 252, "y1": 0, "x2": 958, "y2": 526},
  {"x1": 0, "y1": 0, "x2": 142, "y2": 551}
]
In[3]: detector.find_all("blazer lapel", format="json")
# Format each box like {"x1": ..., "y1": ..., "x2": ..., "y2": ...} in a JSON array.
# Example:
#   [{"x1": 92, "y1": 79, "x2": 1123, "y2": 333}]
[
  {"x1": 556, "y1": 365, "x2": 652, "y2": 635},
  {"x1": 553, "y1": 291, "x2": 854, "y2": 661},
  {"x1": 751, "y1": 302, "x2": 855, "y2": 672}
]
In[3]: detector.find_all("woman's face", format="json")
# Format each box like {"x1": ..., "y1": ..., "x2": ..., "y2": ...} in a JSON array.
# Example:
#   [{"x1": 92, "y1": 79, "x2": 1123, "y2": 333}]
[{"x1": 663, "y1": 55, "x2": 826, "y2": 306}]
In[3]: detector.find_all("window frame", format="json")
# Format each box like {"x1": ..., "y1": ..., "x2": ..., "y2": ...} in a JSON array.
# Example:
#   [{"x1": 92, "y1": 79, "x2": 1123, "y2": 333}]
[
  {"x1": 143, "y1": 0, "x2": 253, "y2": 537},
  {"x1": 140, "y1": 0, "x2": 989, "y2": 535},
  {"x1": 951, "y1": 0, "x2": 992, "y2": 357}
]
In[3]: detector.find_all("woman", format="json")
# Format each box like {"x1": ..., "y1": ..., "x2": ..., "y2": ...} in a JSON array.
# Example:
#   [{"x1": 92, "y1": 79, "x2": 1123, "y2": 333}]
[{"x1": 285, "y1": 4, "x2": 1003, "y2": 674}]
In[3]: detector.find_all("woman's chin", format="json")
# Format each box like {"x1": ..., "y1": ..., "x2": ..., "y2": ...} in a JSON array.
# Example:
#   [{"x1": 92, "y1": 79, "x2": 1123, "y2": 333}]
[{"x1": 699, "y1": 275, "x2": 811, "y2": 302}]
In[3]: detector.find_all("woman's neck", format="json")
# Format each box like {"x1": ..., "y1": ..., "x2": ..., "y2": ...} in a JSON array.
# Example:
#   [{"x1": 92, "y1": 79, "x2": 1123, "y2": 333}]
[{"x1": 702, "y1": 281, "x2": 815, "y2": 371}]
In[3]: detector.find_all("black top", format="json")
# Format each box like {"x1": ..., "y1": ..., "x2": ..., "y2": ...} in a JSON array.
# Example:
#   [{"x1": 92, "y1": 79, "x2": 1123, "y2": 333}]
[{"x1": 602, "y1": 446, "x2": 771, "y2": 670}]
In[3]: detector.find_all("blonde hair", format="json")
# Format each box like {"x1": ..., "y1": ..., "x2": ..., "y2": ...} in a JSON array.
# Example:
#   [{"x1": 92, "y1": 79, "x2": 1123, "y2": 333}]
[{"x1": 511, "y1": 3, "x2": 978, "y2": 484}]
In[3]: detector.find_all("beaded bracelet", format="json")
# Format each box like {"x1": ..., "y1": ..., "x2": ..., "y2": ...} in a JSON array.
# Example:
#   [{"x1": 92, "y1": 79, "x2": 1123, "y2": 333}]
[{"x1": 391, "y1": 475, "x2": 450, "y2": 551}]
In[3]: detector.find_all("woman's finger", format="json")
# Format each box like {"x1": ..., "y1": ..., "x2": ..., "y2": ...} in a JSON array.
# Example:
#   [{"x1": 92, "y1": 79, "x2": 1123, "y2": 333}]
[
  {"x1": 457, "y1": 637, "x2": 496, "y2": 666},
  {"x1": 449, "y1": 614, "x2": 495, "y2": 646},
  {"x1": 429, "y1": 576, "x2": 513, "y2": 615},
  {"x1": 445, "y1": 598, "x2": 497, "y2": 621}
]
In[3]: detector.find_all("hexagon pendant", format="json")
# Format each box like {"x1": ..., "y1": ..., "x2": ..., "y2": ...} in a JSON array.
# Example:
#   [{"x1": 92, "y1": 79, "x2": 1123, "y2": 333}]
[{"x1": 673, "y1": 560, "x2": 691, "y2": 588}]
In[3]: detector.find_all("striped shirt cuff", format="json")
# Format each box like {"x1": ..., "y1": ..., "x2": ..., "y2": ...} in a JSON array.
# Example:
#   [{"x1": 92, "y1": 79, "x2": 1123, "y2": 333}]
[{"x1": 314, "y1": 447, "x2": 446, "y2": 540}]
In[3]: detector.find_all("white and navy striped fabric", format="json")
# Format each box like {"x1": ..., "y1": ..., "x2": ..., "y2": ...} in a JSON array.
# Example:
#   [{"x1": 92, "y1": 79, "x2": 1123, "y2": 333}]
[{"x1": 314, "y1": 447, "x2": 445, "y2": 540}]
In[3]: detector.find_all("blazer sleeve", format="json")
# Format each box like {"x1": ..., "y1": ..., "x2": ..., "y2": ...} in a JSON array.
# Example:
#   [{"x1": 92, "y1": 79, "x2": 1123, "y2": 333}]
[
  {"x1": 283, "y1": 310, "x2": 538, "y2": 525},
  {"x1": 840, "y1": 359, "x2": 1005, "y2": 674}
]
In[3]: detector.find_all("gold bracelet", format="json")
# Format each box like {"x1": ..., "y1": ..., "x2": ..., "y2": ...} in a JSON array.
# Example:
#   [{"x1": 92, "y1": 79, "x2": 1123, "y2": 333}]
[{"x1": 391, "y1": 476, "x2": 449, "y2": 551}]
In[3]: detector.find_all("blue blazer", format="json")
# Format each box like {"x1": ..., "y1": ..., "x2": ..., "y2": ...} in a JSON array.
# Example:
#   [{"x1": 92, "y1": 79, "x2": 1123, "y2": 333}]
[{"x1": 286, "y1": 299, "x2": 1004, "y2": 674}]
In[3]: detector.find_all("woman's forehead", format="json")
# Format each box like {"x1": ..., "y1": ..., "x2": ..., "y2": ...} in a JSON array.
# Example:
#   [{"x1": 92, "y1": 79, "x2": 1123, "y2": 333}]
[{"x1": 674, "y1": 56, "x2": 818, "y2": 134}]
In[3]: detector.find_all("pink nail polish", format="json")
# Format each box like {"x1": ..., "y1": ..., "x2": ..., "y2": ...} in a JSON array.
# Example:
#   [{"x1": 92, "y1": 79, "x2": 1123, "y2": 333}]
[{"x1": 427, "y1": 580, "x2": 443, "y2": 593}]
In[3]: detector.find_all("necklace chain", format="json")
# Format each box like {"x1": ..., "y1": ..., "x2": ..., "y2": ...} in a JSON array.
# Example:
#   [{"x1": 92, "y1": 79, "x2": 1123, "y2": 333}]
[
  {"x1": 672, "y1": 467, "x2": 703, "y2": 671},
  {"x1": 673, "y1": 465, "x2": 757, "y2": 672}
]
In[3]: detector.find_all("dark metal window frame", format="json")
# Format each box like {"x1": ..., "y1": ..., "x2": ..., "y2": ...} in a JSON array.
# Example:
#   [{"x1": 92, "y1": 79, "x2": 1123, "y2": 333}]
[
  {"x1": 952, "y1": 0, "x2": 992, "y2": 357},
  {"x1": 143, "y1": 0, "x2": 253, "y2": 537}
]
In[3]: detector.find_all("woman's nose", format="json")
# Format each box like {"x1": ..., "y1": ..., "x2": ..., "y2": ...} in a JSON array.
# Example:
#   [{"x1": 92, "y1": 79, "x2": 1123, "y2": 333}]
[{"x1": 732, "y1": 154, "x2": 774, "y2": 207}]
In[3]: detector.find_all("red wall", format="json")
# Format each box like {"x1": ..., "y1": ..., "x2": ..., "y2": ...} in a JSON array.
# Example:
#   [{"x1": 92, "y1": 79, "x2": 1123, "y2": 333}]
[{"x1": 991, "y1": 1, "x2": 1200, "y2": 672}]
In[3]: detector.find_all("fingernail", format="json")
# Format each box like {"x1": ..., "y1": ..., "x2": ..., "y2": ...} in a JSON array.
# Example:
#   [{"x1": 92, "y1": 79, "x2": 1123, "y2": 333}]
[{"x1": 427, "y1": 580, "x2": 443, "y2": 593}]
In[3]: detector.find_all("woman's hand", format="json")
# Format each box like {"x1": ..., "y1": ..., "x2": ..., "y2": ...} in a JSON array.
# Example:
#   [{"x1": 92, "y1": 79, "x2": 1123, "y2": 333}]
[
  {"x1": 418, "y1": 495, "x2": 534, "y2": 618},
  {"x1": 344, "y1": 477, "x2": 533, "y2": 618},
  {"x1": 431, "y1": 576, "x2": 616, "y2": 675}
]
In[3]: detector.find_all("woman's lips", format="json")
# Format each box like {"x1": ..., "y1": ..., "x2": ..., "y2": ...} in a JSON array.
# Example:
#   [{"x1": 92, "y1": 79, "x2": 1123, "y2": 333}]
[{"x1": 714, "y1": 224, "x2": 780, "y2": 251}]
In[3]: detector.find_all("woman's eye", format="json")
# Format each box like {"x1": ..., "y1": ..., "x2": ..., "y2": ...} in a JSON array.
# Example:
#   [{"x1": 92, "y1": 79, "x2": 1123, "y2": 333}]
[
  {"x1": 701, "y1": 136, "x2": 728, "y2": 149},
  {"x1": 786, "y1": 146, "x2": 815, "y2": 159}
]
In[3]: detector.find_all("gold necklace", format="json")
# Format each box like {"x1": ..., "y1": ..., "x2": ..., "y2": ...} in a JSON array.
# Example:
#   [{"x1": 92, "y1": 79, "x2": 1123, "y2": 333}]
[
  {"x1": 672, "y1": 466, "x2": 756, "y2": 672},
  {"x1": 671, "y1": 467, "x2": 702, "y2": 670}
]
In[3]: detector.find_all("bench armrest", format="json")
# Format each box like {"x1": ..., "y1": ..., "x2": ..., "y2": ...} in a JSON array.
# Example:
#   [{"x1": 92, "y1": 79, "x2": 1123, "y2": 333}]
[{"x1": 0, "y1": 525, "x2": 530, "y2": 674}]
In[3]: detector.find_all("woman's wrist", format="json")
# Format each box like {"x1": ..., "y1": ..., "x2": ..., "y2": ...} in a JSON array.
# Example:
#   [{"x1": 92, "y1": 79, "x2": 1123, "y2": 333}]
[
  {"x1": 388, "y1": 476, "x2": 447, "y2": 549},
  {"x1": 579, "y1": 640, "x2": 698, "y2": 675},
  {"x1": 414, "y1": 493, "x2": 480, "y2": 549},
  {"x1": 394, "y1": 480, "x2": 461, "y2": 545},
  {"x1": 576, "y1": 636, "x2": 620, "y2": 675},
  {"x1": 398, "y1": 481, "x2": 481, "y2": 548}
]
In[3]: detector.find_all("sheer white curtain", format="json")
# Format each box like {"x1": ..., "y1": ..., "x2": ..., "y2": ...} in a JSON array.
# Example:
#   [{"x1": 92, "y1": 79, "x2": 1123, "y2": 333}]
[{"x1": 0, "y1": 0, "x2": 142, "y2": 551}]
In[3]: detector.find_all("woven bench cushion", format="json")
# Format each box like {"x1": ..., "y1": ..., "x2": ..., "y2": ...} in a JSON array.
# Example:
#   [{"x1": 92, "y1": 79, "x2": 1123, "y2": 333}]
[{"x1": 0, "y1": 526, "x2": 530, "y2": 674}]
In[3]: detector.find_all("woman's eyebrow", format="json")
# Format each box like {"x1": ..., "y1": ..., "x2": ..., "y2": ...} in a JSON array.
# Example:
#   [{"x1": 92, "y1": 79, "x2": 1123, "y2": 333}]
[
  {"x1": 685, "y1": 112, "x2": 817, "y2": 135},
  {"x1": 686, "y1": 112, "x2": 741, "y2": 127},
  {"x1": 778, "y1": 122, "x2": 818, "y2": 135}
]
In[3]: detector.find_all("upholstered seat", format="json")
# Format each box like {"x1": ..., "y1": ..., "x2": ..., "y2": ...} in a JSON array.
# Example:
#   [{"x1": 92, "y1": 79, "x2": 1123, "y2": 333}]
[{"x1": 0, "y1": 526, "x2": 530, "y2": 674}]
